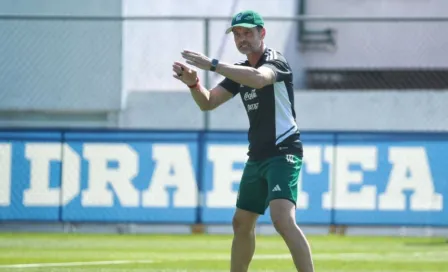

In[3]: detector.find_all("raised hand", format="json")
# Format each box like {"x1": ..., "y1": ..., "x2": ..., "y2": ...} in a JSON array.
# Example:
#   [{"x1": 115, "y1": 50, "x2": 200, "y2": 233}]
[
  {"x1": 181, "y1": 50, "x2": 212, "y2": 71},
  {"x1": 172, "y1": 62, "x2": 198, "y2": 86}
]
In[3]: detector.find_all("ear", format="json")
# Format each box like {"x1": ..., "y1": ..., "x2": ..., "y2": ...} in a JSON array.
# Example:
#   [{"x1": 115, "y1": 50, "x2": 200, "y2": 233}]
[{"x1": 260, "y1": 27, "x2": 266, "y2": 39}]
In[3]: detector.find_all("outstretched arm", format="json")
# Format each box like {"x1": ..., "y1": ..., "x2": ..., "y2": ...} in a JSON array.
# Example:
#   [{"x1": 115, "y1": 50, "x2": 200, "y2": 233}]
[
  {"x1": 193, "y1": 84, "x2": 235, "y2": 111},
  {"x1": 215, "y1": 63, "x2": 275, "y2": 89},
  {"x1": 172, "y1": 62, "x2": 234, "y2": 111},
  {"x1": 181, "y1": 50, "x2": 275, "y2": 89}
]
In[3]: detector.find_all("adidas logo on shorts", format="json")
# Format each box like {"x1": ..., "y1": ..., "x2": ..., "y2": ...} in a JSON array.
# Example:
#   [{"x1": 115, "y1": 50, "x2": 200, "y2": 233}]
[{"x1": 272, "y1": 184, "x2": 281, "y2": 192}]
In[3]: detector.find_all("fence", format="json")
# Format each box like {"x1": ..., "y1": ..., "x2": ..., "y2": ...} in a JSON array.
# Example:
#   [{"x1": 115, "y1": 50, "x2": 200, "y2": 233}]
[
  {"x1": 1, "y1": 15, "x2": 448, "y2": 131},
  {"x1": 0, "y1": 128, "x2": 447, "y2": 227}
]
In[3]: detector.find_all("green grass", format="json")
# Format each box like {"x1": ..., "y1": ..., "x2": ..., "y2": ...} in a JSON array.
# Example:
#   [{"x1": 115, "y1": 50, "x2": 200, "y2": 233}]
[{"x1": 0, "y1": 232, "x2": 447, "y2": 271}]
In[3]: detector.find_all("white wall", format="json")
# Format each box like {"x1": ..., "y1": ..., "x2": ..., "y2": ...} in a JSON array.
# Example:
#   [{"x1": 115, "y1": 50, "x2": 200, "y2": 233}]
[
  {"x1": 122, "y1": 0, "x2": 301, "y2": 92},
  {"x1": 120, "y1": 0, "x2": 448, "y2": 132},
  {"x1": 304, "y1": 0, "x2": 448, "y2": 68},
  {"x1": 121, "y1": 90, "x2": 448, "y2": 132},
  {"x1": 123, "y1": 0, "x2": 448, "y2": 93},
  {"x1": 308, "y1": 0, "x2": 448, "y2": 17}
]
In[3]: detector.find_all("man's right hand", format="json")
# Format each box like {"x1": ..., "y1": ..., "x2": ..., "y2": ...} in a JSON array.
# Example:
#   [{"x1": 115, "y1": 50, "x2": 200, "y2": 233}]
[{"x1": 172, "y1": 62, "x2": 198, "y2": 87}]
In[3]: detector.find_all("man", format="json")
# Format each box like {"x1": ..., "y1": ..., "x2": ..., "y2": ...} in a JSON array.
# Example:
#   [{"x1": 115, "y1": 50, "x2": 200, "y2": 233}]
[{"x1": 172, "y1": 10, "x2": 315, "y2": 272}]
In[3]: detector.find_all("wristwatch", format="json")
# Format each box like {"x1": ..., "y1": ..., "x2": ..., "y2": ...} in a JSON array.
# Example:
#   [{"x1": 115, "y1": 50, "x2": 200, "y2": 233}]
[{"x1": 210, "y1": 59, "x2": 219, "y2": 72}]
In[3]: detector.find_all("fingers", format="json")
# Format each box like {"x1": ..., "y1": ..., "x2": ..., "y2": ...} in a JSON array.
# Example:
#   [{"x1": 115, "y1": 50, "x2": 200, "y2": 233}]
[
  {"x1": 172, "y1": 62, "x2": 184, "y2": 70},
  {"x1": 181, "y1": 53, "x2": 196, "y2": 63},
  {"x1": 172, "y1": 63, "x2": 186, "y2": 76},
  {"x1": 172, "y1": 61, "x2": 197, "y2": 84},
  {"x1": 182, "y1": 49, "x2": 199, "y2": 55},
  {"x1": 174, "y1": 61, "x2": 189, "y2": 69},
  {"x1": 180, "y1": 50, "x2": 210, "y2": 71},
  {"x1": 172, "y1": 59, "x2": 198, "y2": 85},
  {"x1": 180, "y1": 53, "x2": 199, "y2": 67},
  {"x1": 173, "y1": 62, "x2": 197, "y2": 73},
  {"x1": 185, "y1": 60, "x2": 197, "y2": 67},
  {"x1": 181, "y1": 50, "x2": 203, "y2": 63}
]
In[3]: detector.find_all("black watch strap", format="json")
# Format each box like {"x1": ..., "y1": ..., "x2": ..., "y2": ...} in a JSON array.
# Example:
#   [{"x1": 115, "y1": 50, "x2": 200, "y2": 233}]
[{"x1": 210, "y1": 59, "x2": 219, "y2": 72}]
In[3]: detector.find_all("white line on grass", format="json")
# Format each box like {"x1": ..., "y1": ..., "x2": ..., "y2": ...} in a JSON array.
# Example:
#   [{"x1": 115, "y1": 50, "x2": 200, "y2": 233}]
[
  {"x1": 0, "y1": 260, "x2": 154, "y2": 269},
  {"x1": 1, "y1": 251, "x2": 446, "y2": 269},
  {"x1": 146, "y1": 252, "x2": 447, "y2": 262}
]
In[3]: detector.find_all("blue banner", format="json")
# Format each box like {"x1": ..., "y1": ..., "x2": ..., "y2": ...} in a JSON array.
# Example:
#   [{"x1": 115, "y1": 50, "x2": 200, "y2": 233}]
[
  {"x1": 0, "y1": 130, "x2": 447, "y2": 226},
  {"x1": 0, "y1": 132, "x2": 63, "y2": 221},
  {"x1": 332, "y1": 133, "x2": 448, "y2": 226},
  {"x1": 0, "y1": 131, "x2": 199, "y2": 223}
]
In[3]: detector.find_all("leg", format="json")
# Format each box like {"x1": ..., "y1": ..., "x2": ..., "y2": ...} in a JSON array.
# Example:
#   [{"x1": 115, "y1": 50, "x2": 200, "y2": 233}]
[
  {"x1": 270, "y1": 199, "x2": 314, "y2": 272},
  {"x1": 231, "y1": 160, "x2": 267, "y2": 272},
  {"x1": 262, "y1": 155, "x2": 315, "y2": 272},
  {"x1": 231, "y1": 208, "x2": 259, "y2": 272}
]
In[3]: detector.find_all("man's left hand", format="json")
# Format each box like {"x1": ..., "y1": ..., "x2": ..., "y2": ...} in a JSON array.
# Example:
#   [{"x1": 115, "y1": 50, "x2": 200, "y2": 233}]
[{"x1": 181, "y1": 50, "x2": 212, "y2": 71}]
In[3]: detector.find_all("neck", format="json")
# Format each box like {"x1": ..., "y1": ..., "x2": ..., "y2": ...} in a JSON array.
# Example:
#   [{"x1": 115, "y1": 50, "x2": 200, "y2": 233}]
[{"x1": 247, "y1": 44, "x2": 266, "y2": 67}]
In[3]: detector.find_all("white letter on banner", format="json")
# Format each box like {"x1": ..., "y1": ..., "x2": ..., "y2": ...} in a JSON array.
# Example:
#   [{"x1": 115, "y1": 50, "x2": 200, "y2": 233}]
[
  {"x1": 207, "y1": 145, "x2": 247, "y2": 208},
  {"x1": 142, "y1": 144, "x2": 198, "y2": 208},
  {"x1": 82, "y1": 144, "x2": 139, "y2": 207},
  {"x1": 323, "y1": 146, "x2": 377, "y2": 210},
  {"x1": 23, "y1": 144, "x2": 80, "y2": 206},
  {"x1": 61, "y1": 144, "x2": 81, "y2": 205},
  {"x1": 379, "y1": 147, "x2": 443, "y2": 211},
  {"x1": 0, "y1": 144, "x2": 12, "y2": 206},
  {"x1": 296, "y1": 146, "x2": 322, "y2": 209}
]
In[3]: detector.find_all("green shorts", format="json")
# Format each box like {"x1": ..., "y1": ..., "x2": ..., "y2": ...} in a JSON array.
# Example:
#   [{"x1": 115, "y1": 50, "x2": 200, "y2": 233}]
[{"x1": 236, "y1": 154, "x2": 302, "y2": 215}]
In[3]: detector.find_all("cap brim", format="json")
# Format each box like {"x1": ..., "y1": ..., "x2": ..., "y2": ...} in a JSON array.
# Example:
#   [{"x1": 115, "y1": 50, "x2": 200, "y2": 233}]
[{"x1": 225, "y1": 23, "x2": 258, "y2": 34}]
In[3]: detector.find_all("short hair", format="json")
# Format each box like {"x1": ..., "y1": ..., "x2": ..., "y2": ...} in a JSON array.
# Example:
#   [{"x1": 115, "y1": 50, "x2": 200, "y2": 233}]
[{"x1": 256, "y1": 26, "x2": 263, "y2": 32}]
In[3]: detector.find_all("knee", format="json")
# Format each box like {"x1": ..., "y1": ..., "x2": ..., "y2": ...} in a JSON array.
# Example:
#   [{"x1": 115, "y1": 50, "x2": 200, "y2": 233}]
[
  {"x1": 232, "y1": 215, "x2": 255, "y2": 235},
  {"x1": 271, "y1": 213, "x2": 296, "y2": 237},
  {"x1": 269, "y1": 199, "x2": 297, "y2": 236}
]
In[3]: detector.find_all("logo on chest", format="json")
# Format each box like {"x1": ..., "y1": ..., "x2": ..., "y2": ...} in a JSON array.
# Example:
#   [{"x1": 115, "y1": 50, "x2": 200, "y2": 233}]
[
  {"x1": 242, "y1": 89, "x2": 259, "y2": 113},
  {"x1": 243, "y1": 89, "x2": 258, "y2": 101}
]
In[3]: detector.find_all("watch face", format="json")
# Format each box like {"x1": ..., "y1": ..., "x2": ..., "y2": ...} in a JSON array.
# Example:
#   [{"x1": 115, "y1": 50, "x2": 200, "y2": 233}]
[{"x1": 211, "y1": 59, "x2": 219, "y2": 71}]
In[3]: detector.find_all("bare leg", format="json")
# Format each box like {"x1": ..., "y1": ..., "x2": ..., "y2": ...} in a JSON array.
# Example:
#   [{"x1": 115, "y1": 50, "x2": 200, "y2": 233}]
[
  {"x1": 230, "y1": 208, "x2": 260, "y2": 272},
  {"x1": 270, "y1": 199, "x2": 315, "y2": 272}
]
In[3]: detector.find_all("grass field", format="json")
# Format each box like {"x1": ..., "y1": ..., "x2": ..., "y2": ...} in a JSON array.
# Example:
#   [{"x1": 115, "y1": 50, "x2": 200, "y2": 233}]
[{"x1": 0, "y1": 232, "x2": 447, "y2": 271}]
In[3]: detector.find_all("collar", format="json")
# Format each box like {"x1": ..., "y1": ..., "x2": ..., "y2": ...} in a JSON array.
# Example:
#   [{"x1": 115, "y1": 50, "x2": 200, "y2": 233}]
[{"x1": 253, "y1": 46, "x2": 269, "y2": 68}]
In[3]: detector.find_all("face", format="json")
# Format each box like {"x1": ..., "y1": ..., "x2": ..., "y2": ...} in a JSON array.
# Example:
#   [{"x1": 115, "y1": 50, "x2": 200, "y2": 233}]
[{"x1": 232, "y1": 26, "x2": 265, "y2": 55}]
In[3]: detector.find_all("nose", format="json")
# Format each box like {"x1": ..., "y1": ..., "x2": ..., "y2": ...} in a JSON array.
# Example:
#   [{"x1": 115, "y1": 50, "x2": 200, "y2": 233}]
[
  {"x1": 238, "y1": 37, "x2": 247, "y2": 45},
  {"x1": 236, "y1": 37, "x2": 245, "y2": 43}
]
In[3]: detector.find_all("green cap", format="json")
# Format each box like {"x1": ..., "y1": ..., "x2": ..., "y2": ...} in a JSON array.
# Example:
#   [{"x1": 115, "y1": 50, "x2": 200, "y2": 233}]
[{"x1": 225, "y1": 10, "x2": 264, "y2": 34}]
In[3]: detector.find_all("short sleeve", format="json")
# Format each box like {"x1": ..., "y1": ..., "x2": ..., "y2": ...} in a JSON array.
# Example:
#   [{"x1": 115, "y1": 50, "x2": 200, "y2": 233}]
[
  {"x1": 218, "y1": 77, "x2": 240, "y2": 96},
  {"x1": 262, "y1": 52, "x2": 292, "y2": 82}
]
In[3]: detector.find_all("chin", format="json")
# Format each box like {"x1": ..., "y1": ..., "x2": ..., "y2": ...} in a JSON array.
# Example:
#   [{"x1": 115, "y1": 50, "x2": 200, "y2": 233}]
[{"x1": 238, "y1": 48, "x2": 253, "y2": 55}]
